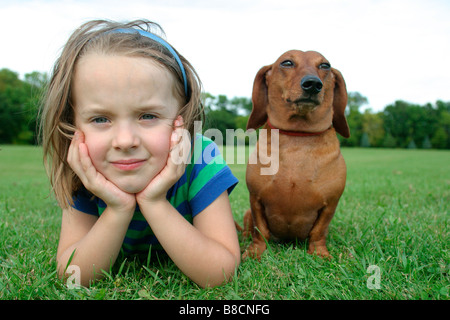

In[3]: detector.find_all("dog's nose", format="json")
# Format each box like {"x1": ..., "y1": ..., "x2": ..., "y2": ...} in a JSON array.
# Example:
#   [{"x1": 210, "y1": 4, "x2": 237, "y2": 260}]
[{"x1": 301, "y1": 75, "x2": 323, "y2": 94}]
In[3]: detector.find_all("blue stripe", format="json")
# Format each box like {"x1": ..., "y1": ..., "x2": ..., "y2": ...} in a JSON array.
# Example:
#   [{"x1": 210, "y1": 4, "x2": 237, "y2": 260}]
[
  {"x1": 124, "y1": 234, "x2": 159, "y2": 246},
  {"x1": 128, "y1": 220, "x2": 149, "y2": 231},
  {"x1": 190, "y1": 166, "x2": 238, "y2": 217}
]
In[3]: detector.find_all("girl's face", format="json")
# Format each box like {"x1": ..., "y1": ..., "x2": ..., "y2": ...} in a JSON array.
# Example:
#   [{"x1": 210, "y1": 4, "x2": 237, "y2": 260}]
[{"x1": 72, "y1": 54, "x2": 181, "y2": 193}]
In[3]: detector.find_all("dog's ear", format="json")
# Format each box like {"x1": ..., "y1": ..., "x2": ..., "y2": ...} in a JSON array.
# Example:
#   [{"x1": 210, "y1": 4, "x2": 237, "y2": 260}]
[
  {"x1": 331, "y1": 68, "x2": 350, "y2": 138},
  {"x1": 247, "y1": 65, "x2": 272, "y2": 130}
]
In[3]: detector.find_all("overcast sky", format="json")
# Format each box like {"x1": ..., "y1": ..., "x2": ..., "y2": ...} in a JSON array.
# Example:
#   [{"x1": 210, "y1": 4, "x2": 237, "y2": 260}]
[{"x1": 1, "y1": 0, "x2": 449, "y2": 111}]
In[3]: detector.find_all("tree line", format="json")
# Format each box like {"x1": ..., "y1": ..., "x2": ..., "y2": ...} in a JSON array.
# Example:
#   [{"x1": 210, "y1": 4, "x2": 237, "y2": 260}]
[
  {"x1": 1, "y1": 67, "x2": 449, "y2": 149},
  {"x1": 203, "y1": 91, "x2": 450, "y2": 149}
]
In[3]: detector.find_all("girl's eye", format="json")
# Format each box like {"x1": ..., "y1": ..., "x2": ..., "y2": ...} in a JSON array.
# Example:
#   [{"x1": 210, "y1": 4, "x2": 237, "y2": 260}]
[
  {"x1": 141, "y1": 114, "x2": 156, "y2": 120},
  {"x1": 92, "y1": 117, "x2": 109, "y2": 124}
]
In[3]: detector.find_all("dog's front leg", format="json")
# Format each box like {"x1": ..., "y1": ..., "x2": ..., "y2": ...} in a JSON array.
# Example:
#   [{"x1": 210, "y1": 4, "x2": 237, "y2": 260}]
[
  {"x1": 307, "y1": 201, "x2": 339, "y2": 258},
  {"x1": 242, "y1": 196, "x2": 270, "y2": 260}
]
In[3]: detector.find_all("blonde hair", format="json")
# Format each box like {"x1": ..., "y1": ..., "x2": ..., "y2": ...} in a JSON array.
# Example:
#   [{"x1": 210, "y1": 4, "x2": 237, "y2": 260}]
[{"x1": 39, "y1": 19, "x2": 204, "y2": 208}]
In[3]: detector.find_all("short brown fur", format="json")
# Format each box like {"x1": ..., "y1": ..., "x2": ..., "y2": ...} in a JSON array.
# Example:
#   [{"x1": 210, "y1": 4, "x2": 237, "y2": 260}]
[{"x1": 241, "y1": 50, "x2": 350, "y2": 259}]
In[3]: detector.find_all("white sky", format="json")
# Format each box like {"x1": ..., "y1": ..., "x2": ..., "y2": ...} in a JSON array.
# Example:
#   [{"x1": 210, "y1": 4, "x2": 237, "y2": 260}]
[{"x1": 1, "y1": 0, "x2": 449, "y2": 111}]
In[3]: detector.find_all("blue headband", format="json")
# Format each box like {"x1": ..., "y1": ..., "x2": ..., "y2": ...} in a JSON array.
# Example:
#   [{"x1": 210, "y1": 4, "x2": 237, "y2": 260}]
[{"x1": 113, "y1": 28, "x2": 188, "y2": 96}]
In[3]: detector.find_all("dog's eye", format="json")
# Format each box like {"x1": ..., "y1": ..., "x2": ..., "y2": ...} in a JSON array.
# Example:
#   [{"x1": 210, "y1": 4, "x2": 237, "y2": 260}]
[
  {"x1": 319, "y1": 63, "x2": 331, "y2": 70},
  {"x1": 280, "y1": 60, "x2": 294, "y2": 68}
]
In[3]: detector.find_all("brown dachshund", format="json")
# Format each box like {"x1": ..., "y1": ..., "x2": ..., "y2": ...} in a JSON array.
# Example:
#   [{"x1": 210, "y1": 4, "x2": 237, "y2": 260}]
[{"x1": 241, "y1": 50, "x2": 350, "y2": 259}]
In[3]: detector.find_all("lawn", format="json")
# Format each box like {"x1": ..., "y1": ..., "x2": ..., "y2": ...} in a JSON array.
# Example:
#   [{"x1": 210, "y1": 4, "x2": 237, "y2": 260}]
[{"x1": 0, "y1": 145, "x2": 448, "y2": 300}]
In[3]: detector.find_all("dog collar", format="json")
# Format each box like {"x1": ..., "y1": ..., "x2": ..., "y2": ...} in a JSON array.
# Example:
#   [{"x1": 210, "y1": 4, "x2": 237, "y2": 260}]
[{"x1": 266, "y1": 119, "x2": 331, "y2": 136}]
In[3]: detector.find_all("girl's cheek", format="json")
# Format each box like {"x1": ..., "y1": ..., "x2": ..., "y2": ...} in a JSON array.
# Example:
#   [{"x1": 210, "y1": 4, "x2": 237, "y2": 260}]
[{"x1": 83, "y1": 135, "x2": 105, "y2": 164}]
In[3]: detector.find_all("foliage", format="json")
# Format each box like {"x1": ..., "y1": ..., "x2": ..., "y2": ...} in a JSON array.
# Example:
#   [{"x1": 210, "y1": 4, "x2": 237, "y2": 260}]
[{"x1": 0, "y1": 69, "x2": 47, "y2": 144}]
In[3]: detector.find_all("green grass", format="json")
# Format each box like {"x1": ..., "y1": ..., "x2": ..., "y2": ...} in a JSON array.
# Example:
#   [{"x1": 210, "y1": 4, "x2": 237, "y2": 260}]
[{"x1": 0, "y1": 145, "x2": 448, "y2": 300}]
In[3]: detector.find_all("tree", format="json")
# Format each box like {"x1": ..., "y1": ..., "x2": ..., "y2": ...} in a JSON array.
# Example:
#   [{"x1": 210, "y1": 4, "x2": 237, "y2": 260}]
[
  {"x1": 432, "y1": 101, "x2": 450, "y2": 149},
  {"x1": 407, "y1": 138, "x2": 417, "y2": 149},
  {"x1": 383, "y1": 100, "x2": 442, "y2": 149},
  {"x1": 0, "y1": 69, "x2": 28, "y2": 143},
  {"x1": 230, "y1": 96, "x2": 252, "y2": 116},
  {"x1": 382, "y1": 132, "x2": 397, "y2": 148},
  {"x1": 431, "y1": 127, "x2": 448, "y2": 149},
  {"x1": 422, "y1": 136, "x2": 432, "y2": 149},
  {"x1": 340, "y1": 92, "x2": 368, "y2": 147},
  {"x1": 361, "y1": 110, "x2": 385, "y2": 147},
  {"x1": 0, "y1": 69, "x2": 48, "y2": 144},
  {"x1": 360, "y1": 132, "x2": 370, "y2": 147},
  {"x1": 23, "y1": 71, "x2": 48, "y2": 144},
  {"x1": 382, "y1": 101, "x2": 411, "y2": 148},
  {"x1": 205, "y1": 109, "x2": 237, "y2": 135}
]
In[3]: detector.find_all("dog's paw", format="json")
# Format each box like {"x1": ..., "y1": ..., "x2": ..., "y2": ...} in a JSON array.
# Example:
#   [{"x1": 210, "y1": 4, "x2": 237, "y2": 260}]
[
  {"x1": 242, "y1": 243, "x2": 265, "y2": 261},
  {"x1": 307, "y1": 241, "x2": 331, "y2": 258}
]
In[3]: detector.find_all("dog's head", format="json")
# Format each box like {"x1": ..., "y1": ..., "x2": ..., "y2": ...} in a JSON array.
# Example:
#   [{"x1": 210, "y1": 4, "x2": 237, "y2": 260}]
[{"x1": 247, "y1": 50, "x2": 350, "y2": 138}]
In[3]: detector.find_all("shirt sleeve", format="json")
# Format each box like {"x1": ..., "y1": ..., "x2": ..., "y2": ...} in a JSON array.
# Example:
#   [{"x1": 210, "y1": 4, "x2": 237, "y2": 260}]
[
  {"x1": 71, "y1": 187, "x2": 100, "y2": 216},
  {"x1": 187, "y1": 135, "x2": 239, "y2": 217},
  {"x1": 189, "y1": 166, "x2": 238, "y2": 216}
]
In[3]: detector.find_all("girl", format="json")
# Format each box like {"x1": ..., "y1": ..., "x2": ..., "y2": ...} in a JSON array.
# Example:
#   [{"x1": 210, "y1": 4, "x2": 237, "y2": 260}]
[{"x1": 40, "y1": 19, "x2": 240, "y2": 288}]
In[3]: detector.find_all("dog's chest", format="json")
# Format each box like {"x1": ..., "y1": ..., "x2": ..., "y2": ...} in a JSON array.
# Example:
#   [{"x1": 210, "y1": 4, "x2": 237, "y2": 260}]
[
  {"x1": 269, "y1": 142, "x2": 344, "y2": 200},
  {"x1": 248, "y1": 134, "x2": 345, "y2": 198},
  {"x1": 272, "y1": 162, "x2": 320, "y2": 199}
]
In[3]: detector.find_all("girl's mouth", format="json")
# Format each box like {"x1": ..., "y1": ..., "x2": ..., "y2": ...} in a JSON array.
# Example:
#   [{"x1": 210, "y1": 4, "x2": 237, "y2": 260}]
[{"x1": 111, "y1": 159, "x2": 146, "y2": 171}]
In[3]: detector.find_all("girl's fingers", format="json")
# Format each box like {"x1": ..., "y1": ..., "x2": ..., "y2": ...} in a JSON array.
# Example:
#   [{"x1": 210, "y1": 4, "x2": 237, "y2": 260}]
[
  {"x1": 136, "y1": 118, "x2": 189, "y2": 203},
  {"x1": 67, "y1": 131, "x2": 83, "y2": 177},
  {"x1": 169, "y1": 116, "x2": 190, "y2": 166},
  {"x1": 78, "y1": 138, "x2": 96, "y2": 177},
  {"x1": 68, "y1": 131, "x2": 99, "y2": 191}
]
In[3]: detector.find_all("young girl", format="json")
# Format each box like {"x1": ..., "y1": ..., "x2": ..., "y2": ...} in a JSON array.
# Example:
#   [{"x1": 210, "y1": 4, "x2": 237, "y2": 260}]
[{"x1": 40, "y1": 19, "x2": 240, "y2": 288}]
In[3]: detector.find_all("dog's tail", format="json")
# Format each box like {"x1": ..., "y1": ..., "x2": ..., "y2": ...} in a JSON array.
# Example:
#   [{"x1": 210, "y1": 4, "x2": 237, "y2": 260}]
[
  {"x1": 235, "y1": 209, "x2": 253, "y2": 238},
  {"x1": 234, "y1": 221, "x2": 244, "y2": 232}
]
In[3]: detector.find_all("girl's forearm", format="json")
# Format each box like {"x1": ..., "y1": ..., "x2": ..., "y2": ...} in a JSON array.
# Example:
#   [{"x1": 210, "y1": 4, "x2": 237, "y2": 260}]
[
  {"x1": 57, "y1": 208, "x2": 132, "y2": 286},
  {"x1": 139, "y1": 200, "x2": 239, "y2": 288}
]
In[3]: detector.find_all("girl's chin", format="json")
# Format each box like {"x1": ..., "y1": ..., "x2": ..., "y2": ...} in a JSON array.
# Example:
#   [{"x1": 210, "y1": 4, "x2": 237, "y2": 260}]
[
  {"x1": 120, "y1": 186, "x2": 146, "y2": 194},
  {"x1": 113, "y1": 180, "x2": 152, "y2": 194}
]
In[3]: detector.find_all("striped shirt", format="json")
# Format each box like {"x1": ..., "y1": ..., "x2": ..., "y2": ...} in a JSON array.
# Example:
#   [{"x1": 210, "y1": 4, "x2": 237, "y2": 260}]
[{"x1": 72, "y1": 134, "x2": 238, "y2": 255}]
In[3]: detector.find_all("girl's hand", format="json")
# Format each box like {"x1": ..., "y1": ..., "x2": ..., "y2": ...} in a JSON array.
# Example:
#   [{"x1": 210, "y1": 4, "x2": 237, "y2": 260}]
[
  {"x1": 136, "y1": 116, "x2": 190, "y2": 206},
  {"x1": 68, "y1": 131, "x2": 136, "y2": 213}
]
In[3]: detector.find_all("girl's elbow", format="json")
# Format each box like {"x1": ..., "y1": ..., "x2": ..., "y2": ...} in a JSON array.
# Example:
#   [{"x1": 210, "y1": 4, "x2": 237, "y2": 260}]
[
  {"x1": 56, "y1": 262, "x2": 96, "y2": 288},
  {"x1": 201, "y1": 255, "x2": 241, "y2": 288}
]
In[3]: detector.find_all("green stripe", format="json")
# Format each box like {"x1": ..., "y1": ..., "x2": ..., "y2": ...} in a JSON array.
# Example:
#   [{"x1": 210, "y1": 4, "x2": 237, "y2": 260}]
[
  {"x1": 126, "y1": 228, "x2": 154, "y2": 239},
  {"x1": 167, "y1": 135, "x2": 224, "y2": 207},
  {"x1": 189, "y1": 158, "x2": 226, "y2": 200},
  {"x1": 168, "y1": 182, "x2": 188, "y2": 208},
  {"x1": 132, "y1": 211, "x2": 147, "y2": 221},
  {"x1": 191, "y1": 135, "x2": 213, "y2": 165}
]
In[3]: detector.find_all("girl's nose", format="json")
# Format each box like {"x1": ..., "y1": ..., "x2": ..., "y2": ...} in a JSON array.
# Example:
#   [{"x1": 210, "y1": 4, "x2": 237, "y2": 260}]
[{"x1": 112, "y1": 123, "x2": 140, "y2": 150}]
